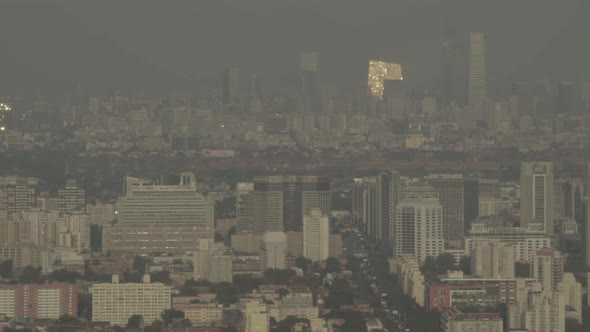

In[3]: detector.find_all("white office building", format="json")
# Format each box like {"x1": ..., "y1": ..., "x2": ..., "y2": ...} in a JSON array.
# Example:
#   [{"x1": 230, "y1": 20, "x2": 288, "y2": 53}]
[
  {"x1": 395, "y1": 183, "x2": 444, "y2": 263},
  {"x1": 303, "y1": 209, "x2": 330, "y2": 262}
]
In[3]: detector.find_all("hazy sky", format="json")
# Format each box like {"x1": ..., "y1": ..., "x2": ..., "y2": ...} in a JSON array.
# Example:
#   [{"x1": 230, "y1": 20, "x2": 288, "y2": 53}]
[{"x1": 0, "y1": 0, "x2": 586, "y2": 94}]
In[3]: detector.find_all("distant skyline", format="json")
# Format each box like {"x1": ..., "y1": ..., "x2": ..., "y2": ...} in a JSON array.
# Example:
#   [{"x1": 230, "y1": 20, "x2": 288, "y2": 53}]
[{"x1": 0, "y1": 0, "x2": 588, "y2": 94}]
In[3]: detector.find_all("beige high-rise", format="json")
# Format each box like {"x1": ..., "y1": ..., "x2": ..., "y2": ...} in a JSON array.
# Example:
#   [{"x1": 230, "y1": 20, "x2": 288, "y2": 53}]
[{"x1": 471, "y1": 239, "x2": 515, "y2": 278}]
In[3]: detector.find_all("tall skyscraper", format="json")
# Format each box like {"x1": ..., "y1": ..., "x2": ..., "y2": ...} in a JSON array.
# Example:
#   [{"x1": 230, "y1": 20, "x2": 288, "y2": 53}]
[
  {"x1": 463, "y1": 178, "x2": 480, "y2": 232},
  {"x1": 520, "y1": 162, "x2": 555, "y2": 234},
  {"x1": 117, "y1": 173, "x2": 213, "y2": 228},
  {"x1": 471, "y1": 239, "x2": 515, "y2": 278},
  {"x1": 425, "y1": 174, "x2": 465, "y2": 247},
  {"x1": 222, "y1": 65, "x2": 240, "y2": 105},
  {"x1": 236, "y1": 182, "x2": 254, "y2": 234},
  {"x1": 261, "y1": 231, "x2": 287, "y2": 270},
  {"x1": 531, "y1": 248, "x2": 564, "y2": 292},
  {"x1": 468, "y1": 32, "x2": 486, "y2": 108},
  {"x1": 377, "y1": 170, "x2": 401, "y2": 254},
  {"x1": 299, "y1": 51, "x2": 320, "y2": 113},
  {"x1": 367, "y1": 60, "x2": 403, "y2": 99},
  {"x1": 353, "y1": 171, "x2": 401, "y2": 255},
  {"x1": 303, "y1": 209, "x2": 330, "y2": 262},
  {"x1": 252, "y1": 176, "x2": 330, "y2": 233},
  {"x1": 57, "y1": 179, "x2": 86, "y2": 216},
  {"x1": 0, "y1": 176, "x2": 37, "y2": 220},
  {"x1": 395, "y1": 182, "x2": 444, "y2": 262},
  {"x1": 440, "y1": 27, "x2": 467, "y2": 107}
]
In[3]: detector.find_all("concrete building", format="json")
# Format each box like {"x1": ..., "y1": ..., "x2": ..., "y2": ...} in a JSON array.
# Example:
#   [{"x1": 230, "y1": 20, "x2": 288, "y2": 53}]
[
  {"x1": 193, "y1": 238, "x2": 214, "y2": 281},
  {"x1": 395, "y1": 255, "x2": 426, "y2": 307},
  {"x1": 102, "y1": 225, "x2": 213, "y2": 254},
  {"x1": 245, "y1": 301, "x2": 269, "y2": 332},
  {"x1": 353, "y1": 172, "x2": 402, "y2": 254},
  {"x1": 508, "y1": 283, "x2": 565, "y2": 332},
  {"x1": 441, "y1": 308, "x2": 502, "y2": 332},
  {"x1": 87, "y1": 201, "x2": 116, "y2": 225},
  {"x1": 563, "y1": 272, "x2": 582, "y2": 323},
  {"x1": 117, "y1": 174, "x2": 213, "y2": 228},
  {"x1": 236, "y1": 182, "x2": 254, "y2": 234},
  {"x1": 531, "y1": 248, "x2": 564, "y2": 292},
  {"x1": 252, "y1": 176, "x2": 331, "y2": 233},
  {"x1": 210, "y1": 249, "x2": 233, "y2": 283},
  {"x1": 0, "y1": 176, "x2": 37, "y2": 220},
  {"x1": 57, "y1": 179, "x2": 85, "y2": 215},
  {"x1": 471, "y1": 239, "x2": 515, "y2": 278},
  {"x1": 395, "y1": 183, "x2": 444, "y2": 263},
  {"x1": 92, "y1": 274, "x2": 171, "y2": 326},
  {"x1": 520, "y1": 162, "x2": 554, "y2": 234},
  {"x1": 261, "y1": 232, "x2": 287, "y2": 270},
  {"x1": 222, "y1": 65, "x2": 240, "y2": 105},
  {"x1": 183, "y1": 303, "x2": 223, "y2": 326},
  {"x1": 231, "y1": 233, "x2": 263, "y2": 254},
  {"x1": 468, "y1": 32, "x2": 486, "y2": 108},
  {"x1": 0, "y1": 283, "x2": 77, "y2": 319},
  {"x1": 278, "y1": 293, "x2": 318, "y2": 321},
  {"x1": 303, "y1": 209, "x2": 330, "y2": 262},
  {"x1": 424, "y1": 174, "x2": 467, "y2": 247},
  {"x1": 465, "y1": 222, "x2": 551, "y2": 263}
]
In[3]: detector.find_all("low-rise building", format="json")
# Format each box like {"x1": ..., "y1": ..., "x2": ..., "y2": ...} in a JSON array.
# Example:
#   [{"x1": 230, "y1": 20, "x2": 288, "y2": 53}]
[
  {"x1": 441, "y1": 308, "x2": 503, "y2": 332},
  {"x1": 92, "y1": 274, "x2": 171, "y2": 326},
  {"x1": 0, "y1": 283, "x2": 77, "y2": 319}
]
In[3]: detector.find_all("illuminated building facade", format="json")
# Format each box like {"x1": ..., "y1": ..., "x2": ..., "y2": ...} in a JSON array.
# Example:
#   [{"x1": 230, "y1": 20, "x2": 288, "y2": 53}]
[{"x1": 367, "y1": 60, "x2": 403, "y2": 99}]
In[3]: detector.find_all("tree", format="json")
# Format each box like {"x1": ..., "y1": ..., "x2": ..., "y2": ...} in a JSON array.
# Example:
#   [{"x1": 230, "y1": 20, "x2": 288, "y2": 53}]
[
  {"x1": 222, "y1": 326, "x2": 238, "y2": 332},
  {"x1": 295, "y1": 256, "x2": 310, "y2": 273},
  {"x1": 436, "y1": 253, "x2": 457, "y2": 275},
  {"x1": 160, "y1": 309, "x2": 184, "y2": 325},
  {"x1": 324, "y1": 278, "x2": 354, "y2": 308},
  {"x1": 0, "y1": 260, "x2": 13, "y2": 278},
  {"x1": 179, "y1": 319, "x2": 192, "y2": 327},
  {"x1": 127, "y1": 315, "x2": 143, "y2": 329},
  {"x1": 133, "y1": 255, "x2": 151, "y2": 274},
  {"x1": 145, "y1": 320, "x2": 164, "y2": 332},
  {"x1": 19, "y1": 266, "x2": 42, "y2": 284},
  {"x1": 325, "y1": 257, "x2": 342, "y2": 274},
  {"x1": 421, "y1": 256, "x2": 436, "y2": 275},
  {"x1": 211, "y1": 282, "x2": 240, "y2": 306},
  {"x1": 150, "y1": 270, "x2": 171, "y2": 284},
  {"x1": 78, "y1": 293, "x2": 92, "y2": 321},
  {"x1": 276, "y1": 288, "x2": 289, "y2": 299},
  {"x1": 48, "y1": 270, "x2": 82, "y2": 283},
  {"x1": 459, "y1": 256, "x2": 471, "y2": 275}
]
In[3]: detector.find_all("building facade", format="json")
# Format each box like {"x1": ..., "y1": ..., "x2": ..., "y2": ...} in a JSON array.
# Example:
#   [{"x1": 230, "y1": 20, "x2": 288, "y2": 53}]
[
  {"x1": 303, "y1": 209, "x2": 330, "y2": 262},
  {"x1": 520, "y1": 162, "x2": 554, "y2": 234},
  {"x1": 92, "y1": 275, "x2": 171, "y2": 326},
  {"x1": 0, "y1": 283, "x2": 77, "y2": 319},
  {"x1": 395, "y1": 183, "x2": 444, "y2": 263}
]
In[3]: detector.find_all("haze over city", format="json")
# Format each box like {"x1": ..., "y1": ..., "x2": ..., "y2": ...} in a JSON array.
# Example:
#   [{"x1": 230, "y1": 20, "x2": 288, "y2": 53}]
[{"x1": 1, "y1": 1, "x2": 590, "y2": 332}]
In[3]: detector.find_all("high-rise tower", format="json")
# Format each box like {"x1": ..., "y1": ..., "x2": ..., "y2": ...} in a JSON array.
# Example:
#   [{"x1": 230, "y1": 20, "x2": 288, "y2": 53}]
[
  {"x1": 222, "y1": 65, "x2": 240, "y2": 105},
  {"x1": 468, "y1": 32, "x2": 486, "y2": 108},
  {"x1": 395, "y1": 182, "x2": 444, "y2": 262},
  {"x1": 520, "y1": 162, "x2": 554, "y2": 234}
]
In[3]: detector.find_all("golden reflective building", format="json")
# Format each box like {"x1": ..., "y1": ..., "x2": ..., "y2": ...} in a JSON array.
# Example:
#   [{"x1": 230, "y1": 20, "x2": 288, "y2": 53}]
[{"x1": 367, "y1": 60, "x2": 403, "y2": 99}]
